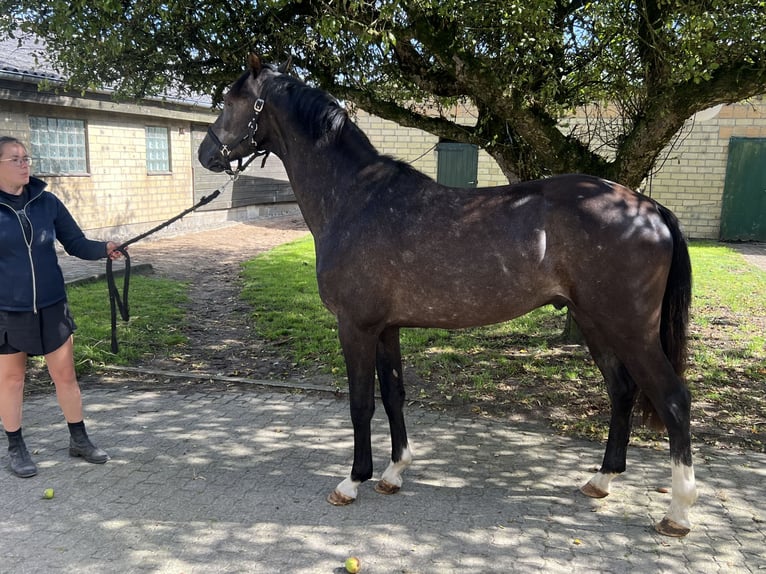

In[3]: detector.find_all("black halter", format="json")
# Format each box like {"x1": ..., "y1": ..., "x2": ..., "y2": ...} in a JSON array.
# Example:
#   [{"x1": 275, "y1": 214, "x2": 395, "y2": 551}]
[{"x1": 206, "y1": 97, "x2": 268, "y2": 174}]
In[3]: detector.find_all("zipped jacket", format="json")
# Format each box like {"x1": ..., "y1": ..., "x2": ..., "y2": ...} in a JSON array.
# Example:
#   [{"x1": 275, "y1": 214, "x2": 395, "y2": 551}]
[{"x1": 0, "y1": 177, "x2": 108, "y2": 312}]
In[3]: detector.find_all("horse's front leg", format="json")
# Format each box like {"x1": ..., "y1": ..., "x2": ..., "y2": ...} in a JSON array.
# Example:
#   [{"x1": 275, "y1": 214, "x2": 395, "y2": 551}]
[
  {"x1": 374, "y1": 326, "x2": 413, "y2": 496},
  {"x1": 327, "y1": 320, "x2": 378, "y2": 506}
]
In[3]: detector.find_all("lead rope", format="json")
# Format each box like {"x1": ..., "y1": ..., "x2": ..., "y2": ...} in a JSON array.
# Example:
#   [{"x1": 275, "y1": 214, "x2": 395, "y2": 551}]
[
  {"x1": 106, "y1": 188, "x2": 223, "y2": 353},
  {"x1": 106, "y1": 156, "x2": 265, "y2": 353}
]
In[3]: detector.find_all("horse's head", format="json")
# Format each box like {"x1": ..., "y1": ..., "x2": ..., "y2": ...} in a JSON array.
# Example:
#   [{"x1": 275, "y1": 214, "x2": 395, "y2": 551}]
[{"x1": 198, "y1": 54, "x2": 291, "y2": 174}]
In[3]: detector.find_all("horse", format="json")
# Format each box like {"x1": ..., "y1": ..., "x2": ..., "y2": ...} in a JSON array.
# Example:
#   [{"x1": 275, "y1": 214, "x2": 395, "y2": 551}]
[{"x1": 198, "y1": 54, "x2": 697, "y2": 537}]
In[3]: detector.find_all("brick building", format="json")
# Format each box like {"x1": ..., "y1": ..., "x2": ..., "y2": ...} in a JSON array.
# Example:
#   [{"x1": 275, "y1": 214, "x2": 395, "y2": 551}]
[
  {"x1": 641, "y1": 102, "x2": 766, "y2": 240},
  {"x1": 0, "y1": 36, "x2": 299, "y2": 242}
]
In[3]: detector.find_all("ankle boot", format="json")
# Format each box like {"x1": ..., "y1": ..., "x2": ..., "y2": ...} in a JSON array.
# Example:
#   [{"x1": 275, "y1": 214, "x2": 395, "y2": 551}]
[
  {"x1": 68, "y1": 421, "x2": 109, "y2": 464},
  {"x1": 6, "y1": 430, "x2": 38, "y2": 478}
]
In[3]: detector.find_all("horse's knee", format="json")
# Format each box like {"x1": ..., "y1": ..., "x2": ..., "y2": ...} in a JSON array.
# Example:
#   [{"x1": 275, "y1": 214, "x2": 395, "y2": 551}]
[{"x1": 350, "y1": 402, "x2": 375, "y2": 422}]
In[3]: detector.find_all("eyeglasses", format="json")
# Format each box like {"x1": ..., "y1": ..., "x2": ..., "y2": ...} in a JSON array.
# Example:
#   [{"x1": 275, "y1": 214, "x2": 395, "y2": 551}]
[{"x1": 0, "y1": 157, "x2": 33, "y2": 167}]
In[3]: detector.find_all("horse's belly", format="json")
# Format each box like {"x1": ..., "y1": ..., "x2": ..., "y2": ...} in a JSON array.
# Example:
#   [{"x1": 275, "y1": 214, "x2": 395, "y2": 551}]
[{"x1": 391, "y1": 286, "x2": 550, "y2": 329}]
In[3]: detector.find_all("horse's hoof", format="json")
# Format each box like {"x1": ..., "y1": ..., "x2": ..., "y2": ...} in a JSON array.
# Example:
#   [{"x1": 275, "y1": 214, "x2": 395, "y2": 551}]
[
  {"x1": 655, "y1": 517, "x2": 690, "y2": 537},
  {"x1": 374, "y1": 480, "x2": 401, "y2": 495},
  {"x1": 580, "y1": 482, "x2": 609, "y2": 499},
  {"x1": 327, "y1": 489, "x2": 355, "y2": 506}
]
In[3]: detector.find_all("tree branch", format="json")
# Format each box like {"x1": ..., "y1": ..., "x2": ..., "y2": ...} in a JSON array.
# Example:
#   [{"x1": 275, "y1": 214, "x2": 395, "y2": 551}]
[
  {"x1": 612, "y1": 58, "x2": 766, "y2": 187},
  {"x1": 329, "y1": 83, "x2": 478, "y2": 144}
]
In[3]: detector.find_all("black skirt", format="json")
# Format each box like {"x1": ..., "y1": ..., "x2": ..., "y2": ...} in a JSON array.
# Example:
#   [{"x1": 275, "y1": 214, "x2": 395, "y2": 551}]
[{"x1": 0, "y1": 300, "x2": 77, "y2": 356}]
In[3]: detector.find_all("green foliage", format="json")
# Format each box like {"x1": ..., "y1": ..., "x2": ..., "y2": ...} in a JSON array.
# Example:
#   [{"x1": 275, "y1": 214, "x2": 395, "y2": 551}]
[
  {"x1": 5, "y1": 1, "x2": 766, "y2": 183},
  {"x1": 64, "y1": 275, "x2": 188, "y2": 372}
]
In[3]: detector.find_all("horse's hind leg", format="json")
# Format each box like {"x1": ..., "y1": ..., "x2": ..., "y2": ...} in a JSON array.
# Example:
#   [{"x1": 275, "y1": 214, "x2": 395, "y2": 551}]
[
  {"x1": 374, "y1": 326, "x2": 413, "y2": 495},
  {"x1": 579, "y1": 339, "x2": 637, "y2": 499},
  {"x1": 622, "y1": 349, "x2": 697, "y2": 536}
]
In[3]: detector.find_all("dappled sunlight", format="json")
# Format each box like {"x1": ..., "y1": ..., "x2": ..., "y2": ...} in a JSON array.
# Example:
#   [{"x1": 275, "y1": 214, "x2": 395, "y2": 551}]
[{"x1": 3, "y1": 387, "x2": 765, "y2": 572}]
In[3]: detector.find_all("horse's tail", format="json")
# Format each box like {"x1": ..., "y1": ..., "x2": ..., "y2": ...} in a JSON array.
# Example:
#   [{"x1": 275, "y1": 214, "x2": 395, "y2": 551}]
[
  {"x1": 658, "y1": 203, "x2": 692, "y2": 377},
  {"x1": 641, "y1": 203, "x2": 693, "y2": 430}
]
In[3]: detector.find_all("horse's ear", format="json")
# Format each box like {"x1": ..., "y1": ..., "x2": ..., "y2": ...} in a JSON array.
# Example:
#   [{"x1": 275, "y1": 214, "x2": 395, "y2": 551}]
[
  {"x1": 248, "y1": 53, "x2": 263, "y2": 75},
  {"x1": 278, "y1": 55, "x2": 294, "y2": 74}
]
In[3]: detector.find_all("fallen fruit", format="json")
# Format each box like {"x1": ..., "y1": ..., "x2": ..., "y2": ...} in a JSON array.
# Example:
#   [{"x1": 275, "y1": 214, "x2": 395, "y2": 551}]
[
  {"x1": 43, "y1": 488, "x2": 54, "y2": 499},
  {"x1": 345, "y1": 556, "x2": 361, "y2": 573}
]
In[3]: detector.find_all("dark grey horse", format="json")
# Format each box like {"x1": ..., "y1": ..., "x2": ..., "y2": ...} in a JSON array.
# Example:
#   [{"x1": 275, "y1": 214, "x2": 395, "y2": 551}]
[{"x1": 198, "y1": 55, "x2": 696, "y2": 537}]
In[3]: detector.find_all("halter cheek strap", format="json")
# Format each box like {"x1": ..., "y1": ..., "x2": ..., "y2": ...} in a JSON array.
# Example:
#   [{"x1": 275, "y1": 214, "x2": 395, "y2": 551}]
[{"x1": 206, "y1": 97, "x2": 268, "y2": 175}]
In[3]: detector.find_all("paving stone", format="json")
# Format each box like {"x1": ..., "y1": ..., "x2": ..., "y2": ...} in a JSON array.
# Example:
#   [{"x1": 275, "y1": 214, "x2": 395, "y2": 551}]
[{"x1": 1, "y1": 387, "x2": 765, "y2": 573}]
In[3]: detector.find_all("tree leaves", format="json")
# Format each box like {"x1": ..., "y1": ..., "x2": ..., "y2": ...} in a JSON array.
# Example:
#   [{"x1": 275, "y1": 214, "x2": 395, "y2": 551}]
[{"x1": 6, "y1": 0, "x2": 766, "y2": 185}]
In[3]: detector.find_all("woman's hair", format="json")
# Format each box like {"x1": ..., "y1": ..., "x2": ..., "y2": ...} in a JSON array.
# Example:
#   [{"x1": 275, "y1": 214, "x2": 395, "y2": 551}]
[{"x1": 0, "y1": 136, "x2": 27, "y2": 158}]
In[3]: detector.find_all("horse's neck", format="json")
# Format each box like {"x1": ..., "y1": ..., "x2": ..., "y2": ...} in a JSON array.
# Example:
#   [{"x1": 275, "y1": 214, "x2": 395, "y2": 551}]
[{"x1": 276, "y1": 123, "x2": 379, "y2": 236}]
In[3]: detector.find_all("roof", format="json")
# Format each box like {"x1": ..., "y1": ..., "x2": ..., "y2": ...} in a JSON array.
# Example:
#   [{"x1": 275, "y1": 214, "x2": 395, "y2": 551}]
[
  {"x1": 0, "y1": 33, "x2": 212, "y2": 108},
  {"x1": 0, "y1": 34, "x2": 66, "y2": 82}
]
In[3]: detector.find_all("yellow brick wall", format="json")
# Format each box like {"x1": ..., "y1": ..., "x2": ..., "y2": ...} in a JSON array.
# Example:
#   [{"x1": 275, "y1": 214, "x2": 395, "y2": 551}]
[
  {"x1": 645, "y1": 97, "x2": 766, "y2": 239},
  {"x1": 350, "y1": 107, "x2": 509, "y2": 187},
  {"x1": 1, "y1": 99, "x2": 206, "y2": 238}
]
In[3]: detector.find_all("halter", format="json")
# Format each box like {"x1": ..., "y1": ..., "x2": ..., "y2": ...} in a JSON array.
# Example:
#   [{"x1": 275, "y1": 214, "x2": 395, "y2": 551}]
[{"x1": 206, "y1": 97, "x2": 269, "y2": 175}]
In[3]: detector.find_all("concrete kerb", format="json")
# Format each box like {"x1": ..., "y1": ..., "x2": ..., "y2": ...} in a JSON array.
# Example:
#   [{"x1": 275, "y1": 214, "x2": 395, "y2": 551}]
[{"x1": 63, "y1": 263, "x2": 154, "y2": 288}]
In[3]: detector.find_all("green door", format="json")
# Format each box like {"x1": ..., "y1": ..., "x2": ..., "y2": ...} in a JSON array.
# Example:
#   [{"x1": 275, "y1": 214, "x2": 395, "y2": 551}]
[
  {"x1": 721, "y1": 137, "x2": 766, "y2": 241},
  {"x1": 436, "y1": 142, "x2": 478, "y2": 188}
]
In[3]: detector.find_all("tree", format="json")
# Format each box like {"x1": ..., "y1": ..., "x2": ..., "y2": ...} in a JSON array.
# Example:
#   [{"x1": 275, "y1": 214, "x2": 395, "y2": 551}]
[{"x1": 3, "y1": 1, "x2": 766, "y2": 188}]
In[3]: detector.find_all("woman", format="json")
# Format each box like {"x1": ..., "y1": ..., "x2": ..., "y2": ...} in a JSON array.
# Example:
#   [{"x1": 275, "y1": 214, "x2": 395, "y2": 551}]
[{"x1": 0, "y1": 135, "x2": 122, "y2": 478}]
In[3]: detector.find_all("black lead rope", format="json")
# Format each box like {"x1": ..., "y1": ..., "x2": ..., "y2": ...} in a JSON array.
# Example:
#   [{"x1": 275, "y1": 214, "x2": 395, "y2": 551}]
[
  {"x1": 107, "y1": 188, "x2": 223, "y2": 353},
  {"x1": 106, "y1": 120, "x2": 270, "y2": 352}
]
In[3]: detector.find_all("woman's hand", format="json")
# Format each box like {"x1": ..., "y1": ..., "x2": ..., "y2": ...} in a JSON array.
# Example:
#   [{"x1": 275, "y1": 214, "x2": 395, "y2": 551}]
[{"x1": 106, "y1": 241, "x2": 124, "y2": 260}]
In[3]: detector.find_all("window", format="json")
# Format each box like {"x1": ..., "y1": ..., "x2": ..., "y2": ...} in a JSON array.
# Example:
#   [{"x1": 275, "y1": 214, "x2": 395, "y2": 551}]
[
  {"x1": 146, "y1": 126, "x2": 171, "y2": 172},
  {"x1": 29, "y1": 117, "x2": 88, "y2": 174}
]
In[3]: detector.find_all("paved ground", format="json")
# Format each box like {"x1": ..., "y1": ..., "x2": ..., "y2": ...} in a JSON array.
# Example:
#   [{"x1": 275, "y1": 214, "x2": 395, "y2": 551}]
[
  {"x1": 2, "y1": 225, "x2": 765, "y2": 573},
  {"x1": 731, "y1": 242, "x2": 766, "y2": 272},
  {"x1": 2, "y1": 384, "x2": 766, "y2": 574}
]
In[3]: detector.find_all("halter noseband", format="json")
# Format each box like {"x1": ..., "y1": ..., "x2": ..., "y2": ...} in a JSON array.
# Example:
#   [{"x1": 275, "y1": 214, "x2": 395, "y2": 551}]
[{"x1": 206, "y1": 97, "x2": 268, "y2": 176}]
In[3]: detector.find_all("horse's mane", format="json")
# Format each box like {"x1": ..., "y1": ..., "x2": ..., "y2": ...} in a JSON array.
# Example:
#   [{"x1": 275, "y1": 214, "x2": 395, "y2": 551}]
[
  {"x1": 254, "y1": 68, "x2": 432, "y2": 184},
  {"x1": 263, "y1": 73, "x2": 359, "y2": 147}
]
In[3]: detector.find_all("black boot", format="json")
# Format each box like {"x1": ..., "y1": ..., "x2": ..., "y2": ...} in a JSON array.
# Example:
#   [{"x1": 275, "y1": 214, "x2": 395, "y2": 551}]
[
  {"x1": 6, "y1": 429, "x2": 38, "y2": 478},
  {"x1": 68, "y1": 421, "x2": 109, "y2": 464}
]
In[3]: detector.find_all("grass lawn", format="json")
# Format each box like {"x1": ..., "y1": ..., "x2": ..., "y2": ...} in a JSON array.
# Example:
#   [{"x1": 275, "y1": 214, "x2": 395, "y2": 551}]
[
  {"x1": 64, "y1": 275, "x2": 188, "y2": 371},
  {"x1": 242, "y1": 237, "x2": 766, "y2": 451}
]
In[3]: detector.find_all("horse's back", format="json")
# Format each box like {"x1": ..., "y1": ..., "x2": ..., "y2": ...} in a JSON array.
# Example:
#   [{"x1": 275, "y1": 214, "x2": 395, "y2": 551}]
[{"x1": 525, "y1": 174, "x2": 674, "y2": 252}]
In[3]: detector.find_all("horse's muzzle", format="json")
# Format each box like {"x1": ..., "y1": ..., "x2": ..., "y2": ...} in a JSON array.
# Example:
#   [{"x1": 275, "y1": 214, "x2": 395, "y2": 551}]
[{"x1": 197, "y1": 137, "x2": 228, "y2": 172}]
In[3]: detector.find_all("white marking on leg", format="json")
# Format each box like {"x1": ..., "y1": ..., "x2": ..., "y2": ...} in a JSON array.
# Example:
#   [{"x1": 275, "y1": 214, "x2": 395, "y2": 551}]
[
  {"x1": 380, "y1": 443, "x2": 413, "y2": 488},
  {"x1": 335, "y1": 476, "x2": 361, "y2": 500},
  {"x1": 664, "y1": 461, "x2": 697, "y2": 530},
  {"x1": 582, "y1": 471, "x2": 617, "y2": 497}
]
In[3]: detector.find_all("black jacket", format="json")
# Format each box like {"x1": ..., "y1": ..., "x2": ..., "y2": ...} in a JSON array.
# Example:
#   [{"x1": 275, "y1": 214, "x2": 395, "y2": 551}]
[{"x1": 0, "y1": 177, "x2": 108, "y2": 312}]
